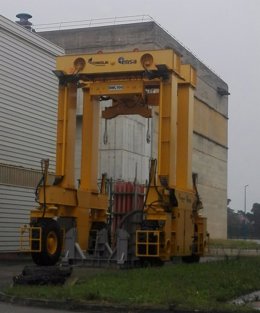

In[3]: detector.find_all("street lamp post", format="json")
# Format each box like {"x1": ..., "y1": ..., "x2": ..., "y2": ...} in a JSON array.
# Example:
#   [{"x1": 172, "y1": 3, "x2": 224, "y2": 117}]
[{"x1": 244, "y1": 184, "x2": 249, "y2": 214}]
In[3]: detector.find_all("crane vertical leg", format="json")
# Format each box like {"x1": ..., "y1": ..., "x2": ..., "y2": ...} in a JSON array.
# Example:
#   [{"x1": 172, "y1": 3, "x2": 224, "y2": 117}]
[
  {"x1": 176, "y1": 83, "x2": 194, "y2": 191},
  {"x1": 56, "y1": 83, "x2": 77, "y2": 189},
  {"x1": 80, "y1": 88, "x2": 100, "y2": 192},
  {"x1": 76, "y1": 88, "x2": 107, "y2": 252},
  {"x1": 158, "y1": 74, "x2": 179, "y2": 188}
]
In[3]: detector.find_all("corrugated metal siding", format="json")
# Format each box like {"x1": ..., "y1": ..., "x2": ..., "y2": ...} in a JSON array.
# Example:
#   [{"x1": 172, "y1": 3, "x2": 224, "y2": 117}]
[
  {"x1": 98, "y1": 113, "x2": 151, "y2": 183},
  {"x1": 0, "y1": 17, "x2": 64, "y2": 172},
  {"x1": 0, "y1": 16, "x2": 64, "y2": 252},
  {"x1": 0, "y1": 164, "x2": 41, "y2": 187},
  {"x1": 99, "y1": 149, "x2": 149, "y2": 183},
  {"x1": 0, "y1": 163, "x2": 55, "y2": 188},
  {"x1": 0, "y1": 184, "x2": 35, "y2": 252}
]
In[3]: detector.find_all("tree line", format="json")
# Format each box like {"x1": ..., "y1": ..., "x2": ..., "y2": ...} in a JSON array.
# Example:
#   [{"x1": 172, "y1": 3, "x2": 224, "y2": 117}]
[{"x1": 228, "y1": 202, "x2": 260, "y2": 239}]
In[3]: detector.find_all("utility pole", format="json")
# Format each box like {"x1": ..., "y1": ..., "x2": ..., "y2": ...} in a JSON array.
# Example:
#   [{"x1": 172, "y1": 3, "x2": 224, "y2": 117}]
[{"x1": 244, "y1": 184, "x2": 249, "y2": 214}]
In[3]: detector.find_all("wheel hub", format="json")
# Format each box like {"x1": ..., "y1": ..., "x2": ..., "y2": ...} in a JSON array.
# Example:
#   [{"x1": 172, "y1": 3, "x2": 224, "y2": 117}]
[{"x1": 46, "y1": 231, "x2": 58, "y2": 255}]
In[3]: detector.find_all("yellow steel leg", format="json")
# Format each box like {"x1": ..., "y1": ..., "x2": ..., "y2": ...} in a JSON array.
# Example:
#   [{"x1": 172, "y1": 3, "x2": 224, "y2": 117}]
[
  {"x1": 75, "y1": 207, "x2": 91, "y2": 250},
  {"x1": 81, "y1": 88, "x2": 100, "y2": 192},
  {"x1": 56, "y1": 83, "x2": 77, "y2": 189},
  {"x1": 176, "y1": 83, "x2": 194, "y2": 191},
  {"x1": 158, "y1": 75, "x2": 178, "y2": 188}
]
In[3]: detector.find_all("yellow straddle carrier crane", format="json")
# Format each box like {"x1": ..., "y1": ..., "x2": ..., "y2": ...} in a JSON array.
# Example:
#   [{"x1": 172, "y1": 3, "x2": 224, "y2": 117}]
[{"x1": 21, "y1": 49, "x2": 207, "y2": 266}]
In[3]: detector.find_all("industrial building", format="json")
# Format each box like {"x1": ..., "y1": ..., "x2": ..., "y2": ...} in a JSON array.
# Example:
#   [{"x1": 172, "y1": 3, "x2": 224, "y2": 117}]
[
  {"x1": 0, "y1": 15, "x2": 64, "y2": 252},
  {"x1": 39, "y1": 19, "x2": 229, "y2": 239},
  {"x1": 0, "y1": 15, "x2": 228, "y2": 256}
]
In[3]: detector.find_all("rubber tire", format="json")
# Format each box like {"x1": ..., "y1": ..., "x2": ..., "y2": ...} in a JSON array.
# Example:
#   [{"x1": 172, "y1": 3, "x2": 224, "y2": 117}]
[
  {"x1": 139, "y1": 257, "x2": 164, "y2": 267},
  {"x1": 182, "y1": 255, "x2": 200, "y2": 264},
  {"x1": 31, "y1": 219, "x2": 62, "y2": 266}
]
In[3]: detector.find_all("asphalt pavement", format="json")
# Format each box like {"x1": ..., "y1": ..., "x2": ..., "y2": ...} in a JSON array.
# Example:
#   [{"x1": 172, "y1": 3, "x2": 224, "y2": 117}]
[
  {"x1": 0, "y1": 259, "x2": 28, "y2": 290},
  {"x1": 0, "y1": 302, "x2": 88, "y2": 313}
]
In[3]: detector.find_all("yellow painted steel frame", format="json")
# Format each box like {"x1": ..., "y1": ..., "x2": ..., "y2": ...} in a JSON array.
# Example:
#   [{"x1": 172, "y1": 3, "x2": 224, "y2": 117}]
[
  {"x1": 31, "y1": 79, "x2": 108, "y2": 250},
  {"x1": 136, "y1": 230, "x2": 161, "y2": 257},
  {"x1": 30, "y1": 49, "x2": 207, "y2": 259},
  {"x1": 20, "y1": 225, "x2": 41, "y2": 252}
]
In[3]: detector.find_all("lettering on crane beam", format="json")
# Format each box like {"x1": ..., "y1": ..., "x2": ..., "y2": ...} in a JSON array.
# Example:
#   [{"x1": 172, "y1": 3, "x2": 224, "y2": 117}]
[
  {"x1": 108, "y1": 85, "x2": 123, "y2": 91},
  {"x1": 88, "y1": 58, "x2": 108, "y2": 66},
  {"x1": 118, "y1": 57, "x2": 137, "y2": 65}
]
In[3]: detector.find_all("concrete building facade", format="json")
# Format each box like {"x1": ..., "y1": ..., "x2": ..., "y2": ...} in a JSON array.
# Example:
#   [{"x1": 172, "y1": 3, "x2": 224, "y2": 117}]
[
  {"x1": 0, "y1": 15, "x2": 64, "y2": 252},
  {"x1": 40, "y1": 21, "x2": 228, "y2": 239}
]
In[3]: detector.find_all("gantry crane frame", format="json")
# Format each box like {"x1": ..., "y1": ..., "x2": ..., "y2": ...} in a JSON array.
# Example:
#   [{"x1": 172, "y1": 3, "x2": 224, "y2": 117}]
[{"x1": 21, "y1": 49, "x2": 207, "y2": 266}]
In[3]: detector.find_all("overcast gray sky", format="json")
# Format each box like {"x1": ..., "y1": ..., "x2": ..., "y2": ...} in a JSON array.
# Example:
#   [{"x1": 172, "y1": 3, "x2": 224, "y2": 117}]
[{"x1": 2, "y1": 0, "x2": 260, "y2": 213}]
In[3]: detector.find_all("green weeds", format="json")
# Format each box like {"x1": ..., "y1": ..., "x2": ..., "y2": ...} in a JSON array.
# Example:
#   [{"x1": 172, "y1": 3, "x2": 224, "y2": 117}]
[
  {"x1": 6, "y1": 257, "x2": 260, "y2": 312},
  {"x1": 210, "y1": 239, "x2": 260, "y2": 249}
]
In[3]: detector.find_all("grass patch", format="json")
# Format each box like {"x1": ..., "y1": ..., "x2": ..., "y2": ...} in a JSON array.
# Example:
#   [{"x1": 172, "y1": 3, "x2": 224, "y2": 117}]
[
  {"x1": 6, "y1": 257, "x2": 260, "y2": 312},
  {"x1": 209, "y1": 239, "x2": 260, "y2": 249}
]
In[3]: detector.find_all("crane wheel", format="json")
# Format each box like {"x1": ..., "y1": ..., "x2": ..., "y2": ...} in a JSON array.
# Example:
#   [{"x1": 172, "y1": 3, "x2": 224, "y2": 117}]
[
  {"x1": 140, "y1": 257, "x2": 164, "y2": 267},
  {"x1": 182, "y1": 254, "x2": 200, "y2": 263},
  {"x1": 31, "y1": 218, "x2": 62, "y2": 266}
]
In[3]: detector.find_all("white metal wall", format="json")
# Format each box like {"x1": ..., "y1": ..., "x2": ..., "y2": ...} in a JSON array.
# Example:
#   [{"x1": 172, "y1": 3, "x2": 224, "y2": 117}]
[
  {"x1": 0, "y1": 184, "x2": 35, "y2": 252},
  {"x1": 99, "y1": 114, "x2": 152, "y2": 183},
  {"x1": 0, "y1": 15, "x2": 63, "y2": 171},
  {"x1": 0, "y1": 15, "x2": 64, "y2": 253}
]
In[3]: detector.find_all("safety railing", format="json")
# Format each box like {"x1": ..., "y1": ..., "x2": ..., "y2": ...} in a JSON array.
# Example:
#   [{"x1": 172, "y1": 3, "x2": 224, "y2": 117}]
[{"x1": 33, "y1": 15, "x2": 154, "y2": 31}]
